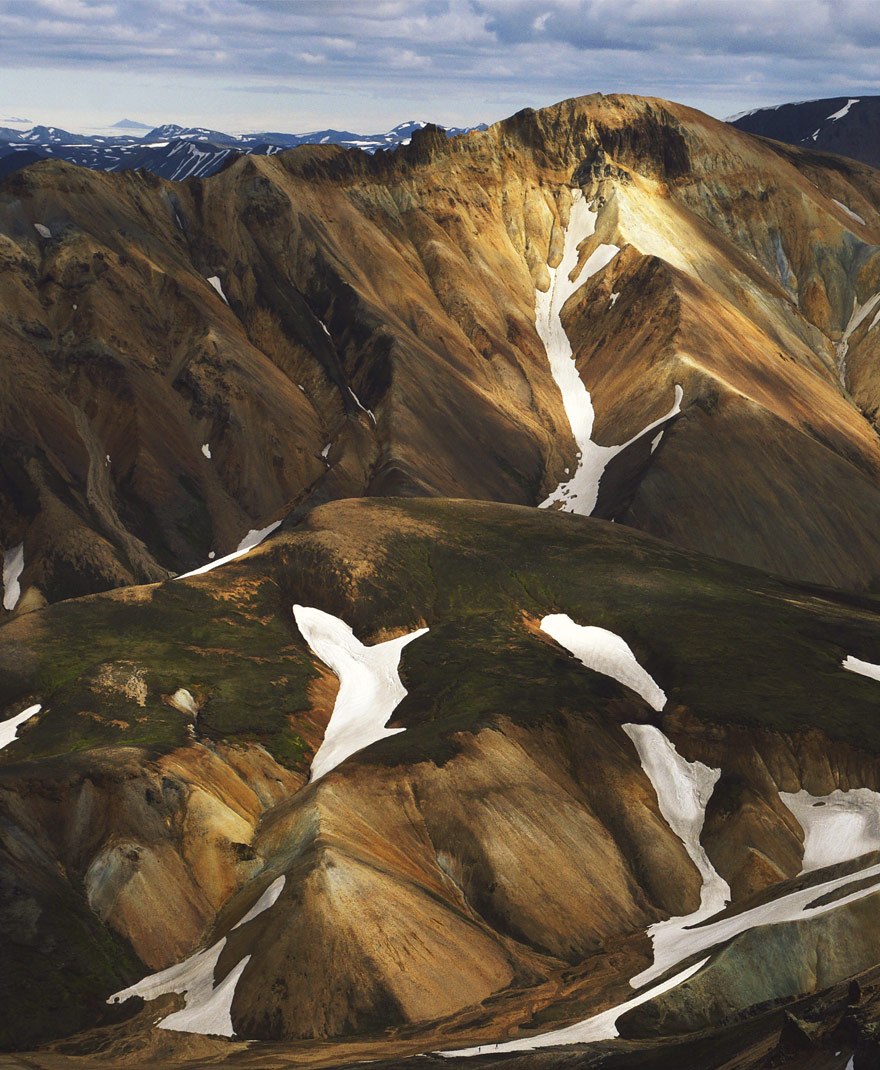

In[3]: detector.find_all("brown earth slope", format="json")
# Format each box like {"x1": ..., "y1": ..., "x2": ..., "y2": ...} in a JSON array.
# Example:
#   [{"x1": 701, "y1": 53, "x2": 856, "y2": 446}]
[
  {"x1": 3, "y1": 94, "x2": 880, "y2": 607},
  {"x1": 5, "y1": 499, "x2": 880, "y2": 1057}
]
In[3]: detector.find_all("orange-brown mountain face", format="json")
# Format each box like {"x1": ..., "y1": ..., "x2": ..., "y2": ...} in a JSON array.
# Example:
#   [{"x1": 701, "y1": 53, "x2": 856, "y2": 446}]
[
  {"x1": 5, "y1": 95, "x2": 880, "y2": 1070},
  {"x1": 3, "y1": 93, "x2": 880, "y2": 609}
]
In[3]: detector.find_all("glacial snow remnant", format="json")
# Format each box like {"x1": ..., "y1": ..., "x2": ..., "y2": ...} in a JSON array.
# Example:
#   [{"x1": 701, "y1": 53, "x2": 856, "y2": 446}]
[
  {"x1": 623, "y1": 722, "x2": 731, "y2": 988},
  {"x1": 835, "y1": 293, "x2": 880, "y2": 386},
  {"x1": 177, "y1": 520, "x2": 282, "y2": 579},
  {"x1": 440, "y1": 958, "x2": 709, "y2": 1055},
  {"x1": 540, "y1": 613, "x2": 666, "y2": 710},
  {"x1": 2, "y1": 543, "x2": 24, "y2": 611},
  {"x1": 206, "y1": 275, "x2": 229, "y2": 304},
  {"x1": 0, "y1": 704, "x2": 41, "y2": 751},
  {"x1": 537, "y1": 188, "x2": 682, "y2": 515},
  {"x1": 293, "y1": 605, "x2": 428, "y2": 781},
  {"x1": 843, "y1": 654, "x2": 880, "y2": 684},
  {"x1": 109, "y1": 875, "x2": 286, "y2": 1035},
  {"x1": 781, "y1": 788, "x2": 880, "y2": 873}
]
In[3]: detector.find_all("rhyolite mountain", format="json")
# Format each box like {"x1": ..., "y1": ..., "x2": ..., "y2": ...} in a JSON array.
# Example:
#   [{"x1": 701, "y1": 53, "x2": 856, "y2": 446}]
[
  {"x1": 4, "y1": 94, "x2": 880, "y2": 608},
  {"x1": 4, "y1": 93, "x2": 880, "y2": 1070},
  {"x1": 729, "y1": 95, "x2": 880, "y2": 169}
]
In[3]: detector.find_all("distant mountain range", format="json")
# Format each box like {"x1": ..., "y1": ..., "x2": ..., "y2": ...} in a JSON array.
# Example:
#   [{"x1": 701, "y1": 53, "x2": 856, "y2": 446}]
[
  {"x1": 728, "y1": 95, "x2": 880, "y2": 169},
  {"x1": 0, "y1": 118, "x2": 487, "y2": 181}
]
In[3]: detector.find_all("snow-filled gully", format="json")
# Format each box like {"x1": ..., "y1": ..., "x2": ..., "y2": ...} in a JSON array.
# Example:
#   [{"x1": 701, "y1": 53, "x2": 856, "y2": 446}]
[
  {"x1": 109, "y1": 875, "x2": 286, "y2": 1036},
  {"x1": 537, "y1": 189, "x2": 682, "y2": 516},
  {"x1": 293, "y1": 605, "x2": 428, "y2": 781},
  {"x1": 441, "y1": 626, "x2": 880, "y2": 1056}
]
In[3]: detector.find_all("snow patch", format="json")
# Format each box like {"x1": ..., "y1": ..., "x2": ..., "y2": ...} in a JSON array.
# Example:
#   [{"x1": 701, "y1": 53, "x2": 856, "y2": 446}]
[
  {"x1": 206, "y1": 276, "x2": 228, "y2": 304},
  {"x1": 2, "y1": 543, "x2": 24, "y2": 611},
  {"x1": 537, "y1": 189, "x2": 681, "y2": 516},
  {"x1": 349, "y1": 387, "x2": 376, "y2": 424},
  {"x1": 609, "y1": 291, "x2": 620, "y2": 307},
  {"x1": 321, "y1": 442, "x2": 331, "y2": 460},
  {"x1": 844, "y1": 654, "x2": 880, "y2": 684},
  {"x1": 293, "y1": 605, "x2": 427, "y2": 781},
  {"x1": 177, "y1": 520, "x2": 282, "y2": 579},
  {"x1": 540, "y1": 614, "x2": 666, "y2": 710},
  {"x1": 0, "y1": 704, "x2": 41, "y2": 751},
  {"x1": 232, "y1": 875, "x2": 285, "y2": 929},
  {"x1": 109, "y1": 937, "x2": 248, "y2": 1037},
  {"x1": 833, "y1": 199, "x2": 866, "y2": 226},
  {"x1": 781, "y1": 788, "x2": 880, "y2": 873},
  {"x1": 439, "y1": 957, "x2": 708, "y2": 1055},
  {"x1": 631, "y1": 855, "x2": 880, "y2": 990},
  {"x1": 623, "y1": 724, "x2": 730, "y2": 968},
  {"x1": 835, "y1": 293, "x2": 880, "y2": 386},
  {"x1": 201, "y1": 443, "x2": 212, "y2": 459},
  {"x1": 34, "y1": 223, "x2": 50, "y2": 238},
  {"x1": 827, "y1": 99, "x2": 859, "y2": 121}
]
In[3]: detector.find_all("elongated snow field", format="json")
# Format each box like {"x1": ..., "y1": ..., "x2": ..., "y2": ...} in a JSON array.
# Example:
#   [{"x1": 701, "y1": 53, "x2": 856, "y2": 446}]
[
  {"x1": 440, "y1": 958, "x2": 709, "y2": 1055},
  {"x1": 843, "y1": 654, "x2": 880, "y2": 684},
  {"x1": 293, "y1": 606, "x2": 428, "y2": 781},
  {"x1": 2, "y1": 542, "x2": 24, "y2": 611},
  {"x1": 623, "y1": 723, "x2": 730, "y2": 986},
  {"x1": 540, "y1": 613, "x2": 666, "y2": 710},
  {"x1": 537, "y1": 188, "x2": 682, "y2": 515},
  {"x1": 0, "y1": 704, "x2": 41, "y2": 751},
  {"x1": 177, "y1": 520, "x2": 281, "y2": 579}
]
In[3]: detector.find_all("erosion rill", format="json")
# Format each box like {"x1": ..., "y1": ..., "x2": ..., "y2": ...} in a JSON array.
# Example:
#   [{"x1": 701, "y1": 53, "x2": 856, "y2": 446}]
[{"x1": 3, "y1": 93, "x2": 880, "y2": 1069}]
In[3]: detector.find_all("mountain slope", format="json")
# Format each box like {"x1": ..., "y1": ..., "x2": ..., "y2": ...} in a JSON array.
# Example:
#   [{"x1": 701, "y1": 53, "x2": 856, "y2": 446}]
[
  {"x1": 6, "y1": 94, "x2": 880, "y2": 1066},
  {"x1": 5, "y1": 497, "x2": 880, "y2": 1058},
  {"x1": 729, "y1": 95, "x2": 880, "y2": 169},
  {"x1": 4, "y1": 94, "x2": 880, "y2": 612}
]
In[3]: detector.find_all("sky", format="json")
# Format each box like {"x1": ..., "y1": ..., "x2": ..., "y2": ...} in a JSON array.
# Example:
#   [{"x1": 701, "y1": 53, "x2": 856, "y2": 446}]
[{"x1": 1, "y1": 0, "x2": 879, "y2": 135}]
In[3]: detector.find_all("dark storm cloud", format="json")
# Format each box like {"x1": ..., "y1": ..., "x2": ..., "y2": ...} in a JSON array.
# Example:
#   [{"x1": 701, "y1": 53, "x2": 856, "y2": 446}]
[{"x1": 1, "y1": 0, "x2": 879, "y2": 119}]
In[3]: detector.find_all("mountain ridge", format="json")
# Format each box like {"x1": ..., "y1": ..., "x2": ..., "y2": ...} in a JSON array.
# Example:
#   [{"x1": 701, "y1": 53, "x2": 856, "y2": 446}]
[{"x1": 4, "y1": 90, "x2": 880, "y2": 1066}]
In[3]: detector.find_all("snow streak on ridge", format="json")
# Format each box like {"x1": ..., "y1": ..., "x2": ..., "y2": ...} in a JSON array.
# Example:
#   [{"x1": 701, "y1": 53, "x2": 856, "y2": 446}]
[
  {"x1": 537, "y1": 189, "x2": 681, "y2": 515},
  {"x1": 540, "y1": 614, "x2": 666, "y2": 710}
]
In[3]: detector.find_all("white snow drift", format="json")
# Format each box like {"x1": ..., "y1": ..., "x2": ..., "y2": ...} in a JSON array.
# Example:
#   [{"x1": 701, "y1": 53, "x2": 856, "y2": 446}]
[
  {"x1": 177, "y1": 520, "x2": 281, "y2": 579},
  {"x1": 833, "y1": 199, "x2": 866, "y2": 227},
  {"x1": 631, "y1": 856, "x2": 880, "y2": 990},
  {"x1": 2, "y1": 543, "x2": 24, "y2": 611},
  {"x1": 781, "y1": 788, "x2": 880, "y2": 873},
  {"x1": 109, "y1": 875, "x2": 285, "y2": 1036},
  {"x1": 206, "y1": 275, "x2": 228, "y2": 304},
  {"x1": 540, "y1": 613, "x2": 666, "y2": 710},
  {"x1": 293, "y1": 605, "x2": 427, "y2": 781},
  {"x1": 440, "y1": 957, "x2": 708, "y2": 1055},
  {"x1": 623, "y1": 723, "x2": 730, "y2": 987},
  {"x1": 0, "y1": 704, "x2": 41, "y2": 751},
  {"x1": 537, "y1": 188, "x2": 682, "y2": 516},
  {"x1": 843, "y1": 654, "x2": 880, "y2": 684}
]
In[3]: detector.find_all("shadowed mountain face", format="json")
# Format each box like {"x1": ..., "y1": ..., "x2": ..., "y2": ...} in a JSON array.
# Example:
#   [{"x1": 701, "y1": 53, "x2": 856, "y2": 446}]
[
  {"x1": 729, "y1": 95, "x2": 880, "y2": 169},
  {"x1": 5, "y1": 94, "x2": 880, "y2": 1068}
]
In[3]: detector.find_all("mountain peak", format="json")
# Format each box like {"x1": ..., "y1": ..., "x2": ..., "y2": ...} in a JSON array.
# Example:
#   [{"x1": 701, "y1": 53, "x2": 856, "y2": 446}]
[{"x1": 111, "y1": 118, "x2": 153, "y2": 130}]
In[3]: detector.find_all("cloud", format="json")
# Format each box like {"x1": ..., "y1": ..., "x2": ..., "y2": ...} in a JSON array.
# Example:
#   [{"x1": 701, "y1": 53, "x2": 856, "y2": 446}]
[{"x1": 0, "y1": 0, "x2": 879, "y2": 129}]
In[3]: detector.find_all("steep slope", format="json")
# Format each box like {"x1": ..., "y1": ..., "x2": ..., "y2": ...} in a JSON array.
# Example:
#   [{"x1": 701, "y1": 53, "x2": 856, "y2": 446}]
[
  {"x1": 5, "y1": 499, "x2": 880, "y2": 1060},
  {"x1": 3, "y1": 94, "x2": 880, "y2": 614},
  {"x1": 729, "y1": 96, "x2": 880, "y2": 169}
]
